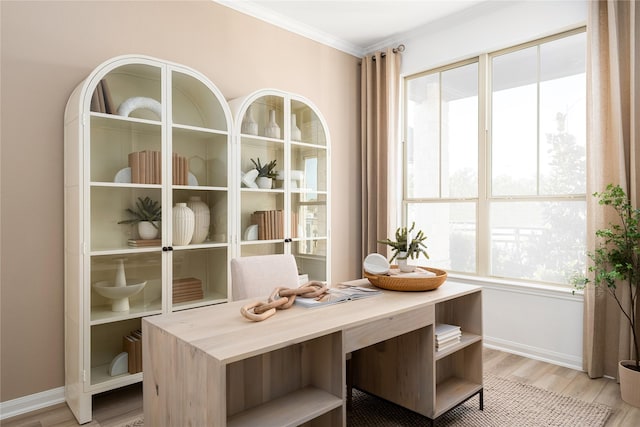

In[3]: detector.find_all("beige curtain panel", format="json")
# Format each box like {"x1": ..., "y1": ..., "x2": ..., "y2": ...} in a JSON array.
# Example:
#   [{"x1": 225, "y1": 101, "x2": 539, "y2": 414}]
[
  {"x1": 583, "y1": 0, "x2": 640, "y2": 379},
  {"x1": 361, "y1": 47, "x2": 401, "y2": 259}
]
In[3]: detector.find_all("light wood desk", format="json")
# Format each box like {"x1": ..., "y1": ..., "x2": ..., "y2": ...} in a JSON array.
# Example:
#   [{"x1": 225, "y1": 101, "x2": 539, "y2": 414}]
[{"x1": 143, "y1": 280, "x2": 482, "y2": 426}]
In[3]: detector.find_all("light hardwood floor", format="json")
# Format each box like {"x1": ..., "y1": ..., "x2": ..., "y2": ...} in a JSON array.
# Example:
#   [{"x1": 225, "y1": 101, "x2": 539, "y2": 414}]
[{"x1": 3, "y1": 348, "x2": 640, "y2": 426}]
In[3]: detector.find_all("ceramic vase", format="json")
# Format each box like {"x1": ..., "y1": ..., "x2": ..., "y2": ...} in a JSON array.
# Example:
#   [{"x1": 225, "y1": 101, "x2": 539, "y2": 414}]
[
  {"x1": 241, "y1": 105, "x2": 258, "y2": 135},
  {"x1": 137, "y1": 221, "x2": 159, "y2": 240},
  {"x1": 256, "y1": 177, "x2": 273, "y2": 189},
  {"x1": 115, "y1": 259, "x2": 127, "y2": 287},
  {"x1": 187, "y1": 196, "x2": 210, "y2": 244},
  {"x1": 396, "y1": 252, "x2": 416, "y2": 273},
  {"x1": 172, "y1": 203, "x2": 195, "y2": 246},
  {"x1": 291, "y1": 113, "x2": 302, "y2": 141},
  {"x1": 619, "y1": 360, "x2": 640, "y2": 407},
  {"x1": 265, "y1": 109, "x2": 281, "y2": 139}
]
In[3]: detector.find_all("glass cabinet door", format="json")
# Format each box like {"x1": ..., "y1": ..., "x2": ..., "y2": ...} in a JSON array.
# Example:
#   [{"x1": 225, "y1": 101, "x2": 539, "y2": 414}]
[{"x1": 235, "y1": 91, "x2": 330, "y2": 283}]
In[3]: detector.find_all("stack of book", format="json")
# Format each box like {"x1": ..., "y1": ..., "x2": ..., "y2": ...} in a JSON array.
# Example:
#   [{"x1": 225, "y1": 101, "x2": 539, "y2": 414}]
[
  {"x1": 173, "y1": 277, "x2": 203, "y2": 304},
  {"x1": 90, "y1": 79, "x2": 116, "y2": 114},
  {"x1": 122, "y1": 329, "x2": 142, "y2": 374},
  {"x1": 435, "y1": 323, "x2": 462, "y2": 352},
  {"x1": 126, "y1": 151, "x2": 189, "y2": 185},
  {"x1": 127, "y1": 238, "x2": 161, "y2": 248},
  {"x1": 250, "y1": 210, "x2": 298, "y2": 240}
]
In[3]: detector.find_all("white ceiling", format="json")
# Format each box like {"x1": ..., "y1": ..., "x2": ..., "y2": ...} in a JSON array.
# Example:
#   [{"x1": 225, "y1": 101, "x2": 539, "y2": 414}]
[{"x1": 216, "y1": 0, "x2": 488, "y2": 57}]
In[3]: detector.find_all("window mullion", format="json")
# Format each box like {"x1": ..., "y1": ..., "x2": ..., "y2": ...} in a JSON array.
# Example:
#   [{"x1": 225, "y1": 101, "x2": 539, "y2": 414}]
[{"x1": 477, "y1": 54, "x2": 490, "y2": 277}]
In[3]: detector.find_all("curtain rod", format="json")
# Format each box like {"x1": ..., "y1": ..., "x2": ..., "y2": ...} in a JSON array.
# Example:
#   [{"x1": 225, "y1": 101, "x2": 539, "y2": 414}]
[{"x1": 371, "y1": 44, "x2": 405, "y2": 60}]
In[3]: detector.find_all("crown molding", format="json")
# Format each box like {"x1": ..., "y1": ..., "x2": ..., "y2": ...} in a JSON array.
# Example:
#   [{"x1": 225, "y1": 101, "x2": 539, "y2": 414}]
[{"x1": 214, "y1": 0, "x2": 365, "y2": 57}]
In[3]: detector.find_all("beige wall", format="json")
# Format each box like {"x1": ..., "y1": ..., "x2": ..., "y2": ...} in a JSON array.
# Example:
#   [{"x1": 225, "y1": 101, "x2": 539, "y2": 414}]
[{"x1": 0, "y1": 0, "x2": 361, "y2": 402}]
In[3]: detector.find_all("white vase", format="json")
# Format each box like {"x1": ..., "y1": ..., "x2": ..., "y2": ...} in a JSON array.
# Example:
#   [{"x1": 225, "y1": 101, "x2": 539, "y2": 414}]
[
  {"x1": 137, "y1": 221, "x2": 159, "y2": 240},
  {"x1": 396, "y1": 252, "x2": 416, "y2": 273},
  {"x1": 256, "y1": 177, "x2": 273, "y2": 189},
  {"x1": 187, "y1": 196, "x2": 210, "y2": 244},
  {"x1": 241, "y1": 105, "x2": 258, "y2": 135},
  {"x1": 172, "y1": 203, "x2": 195, "y2": 246},
  {"x1": 114, "y1": 259, "x2": 127, "y2": 287},
  {"x1": 291, "y1": 113, "x2": 302, "y2": 141},
  {"x1": 265, "y1": 109, "x2": 281, "y2": 139}
]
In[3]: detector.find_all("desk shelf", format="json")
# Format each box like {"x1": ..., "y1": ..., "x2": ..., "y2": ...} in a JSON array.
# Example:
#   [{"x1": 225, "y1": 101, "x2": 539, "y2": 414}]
[
  {"x1": 435, "y1": 377, "x2": 483, "y2": 417},
  {"x1": 227, "y1": 386, "x2": 342, "y2": 427},
  {"x1": 226, "y1": 332, "x2": 343, "y2": 426}
]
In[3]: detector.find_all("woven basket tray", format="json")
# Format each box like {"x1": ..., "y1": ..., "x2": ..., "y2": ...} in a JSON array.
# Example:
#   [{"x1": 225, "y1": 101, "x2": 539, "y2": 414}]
[{"x1": 364, "y1": 266, "x2": 447, "y2": 291}]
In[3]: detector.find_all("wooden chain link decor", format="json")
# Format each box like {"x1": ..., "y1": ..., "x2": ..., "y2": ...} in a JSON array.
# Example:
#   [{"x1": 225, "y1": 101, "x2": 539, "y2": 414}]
[{"x1": 240, "y1": 281, "x2": 328, "y2": 321}]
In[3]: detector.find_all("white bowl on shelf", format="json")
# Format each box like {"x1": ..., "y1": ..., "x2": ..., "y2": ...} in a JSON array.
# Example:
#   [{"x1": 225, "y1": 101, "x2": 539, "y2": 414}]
[
  {"x1": 93, "y1": 280, "x2": 147, "y2": 312},
  {"x1": 363, "y1": 253, "x2": 390, "y2": 275}
]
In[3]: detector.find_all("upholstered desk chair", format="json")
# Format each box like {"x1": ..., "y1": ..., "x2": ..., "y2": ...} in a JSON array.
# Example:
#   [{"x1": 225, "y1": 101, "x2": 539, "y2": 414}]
[{"x1": 230, "y1": 254, "x2": 300, "y2": 300}]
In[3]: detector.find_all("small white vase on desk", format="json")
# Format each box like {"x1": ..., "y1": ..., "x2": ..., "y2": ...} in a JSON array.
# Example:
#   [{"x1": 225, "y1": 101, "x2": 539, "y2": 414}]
[
  {"x1": 172, "y1": 203, "x2": 195, "y2": 246},
  {"x1": 396, "y1": 252, "x2": 416, "y2": 273},
  {"x1": 265, "y1": 110, "x2": 281, "y2": 139}
]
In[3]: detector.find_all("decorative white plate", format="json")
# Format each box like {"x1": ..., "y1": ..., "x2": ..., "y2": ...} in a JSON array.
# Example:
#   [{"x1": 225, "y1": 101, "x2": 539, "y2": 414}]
[
  {"x1": 363, "y1": 253, "x2": 390, "y2": 275},
  {"x1": 242, "y1": 169, "x2": 259, "y2": 188},
  {"x1": 188, "y1": 173, "x2": 198, "y2": 186},
  {"x1": 114, "y1": 167, "x2": 132, "y2": 183},
  {"x1": 243, "y1": 224, "x2": 259, "y2": 241}
]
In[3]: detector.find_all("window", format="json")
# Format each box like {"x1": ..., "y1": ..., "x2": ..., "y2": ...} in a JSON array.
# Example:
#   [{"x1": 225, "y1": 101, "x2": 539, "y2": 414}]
[{"x1": 403, "y1": 29, "x2": 586, "y2": 285}]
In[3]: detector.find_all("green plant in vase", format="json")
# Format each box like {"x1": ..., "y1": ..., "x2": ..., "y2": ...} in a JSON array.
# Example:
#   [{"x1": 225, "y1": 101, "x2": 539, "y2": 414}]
[
  {"x1": 251, "y1": 158, "x2": 277, "y2": 189},
  {"x1": 378, "y1": 222, "x2": 429, "y2": 272},
  {"x1": 573, "y1": 184, "x2": 640, "y2": 407},
  {"x1": 118, "y1": 196, "x2": 161, "y2": 240}
]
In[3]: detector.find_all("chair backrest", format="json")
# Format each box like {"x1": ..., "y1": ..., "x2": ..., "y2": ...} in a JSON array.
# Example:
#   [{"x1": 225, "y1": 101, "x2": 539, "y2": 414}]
[{"x1": 230, "y1": 254, "x2": 300, "y2": 301}]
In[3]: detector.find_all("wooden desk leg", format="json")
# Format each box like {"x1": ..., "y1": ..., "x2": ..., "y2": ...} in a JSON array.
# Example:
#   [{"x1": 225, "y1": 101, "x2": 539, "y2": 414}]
[{"x1": 346, "y1": 358, "x2": 353, "y2": 410}]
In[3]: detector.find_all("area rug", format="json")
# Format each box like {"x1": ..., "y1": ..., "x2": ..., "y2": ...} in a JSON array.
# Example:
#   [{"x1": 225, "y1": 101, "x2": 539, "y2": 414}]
[
  {"x1": 348, "y1": 374, "x2": 612, "y2": 427},
  {"x1": 115, "y1": 375, "x2": 611, "y2": 427}
]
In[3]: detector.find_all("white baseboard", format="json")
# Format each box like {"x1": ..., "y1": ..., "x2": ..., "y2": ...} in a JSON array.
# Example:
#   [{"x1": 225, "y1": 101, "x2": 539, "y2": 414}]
[
  {"x1": 484, "y1": 336, "x2": 583, "y2": 371},
  {"x1": 0, "y1": 386, "x2": 65, "y2": 421}
]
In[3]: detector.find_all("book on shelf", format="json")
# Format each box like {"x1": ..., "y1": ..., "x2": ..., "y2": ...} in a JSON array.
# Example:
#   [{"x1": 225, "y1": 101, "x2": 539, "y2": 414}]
[
  {"x1": 172, "y1": 277, "x2": 203, "y2": 303},
  {"x1": 90, "y1": 79, "x2": 115, "y2": 114},
  {"x1": 122, "y1": 329, "x2": 142, "y2": 374},
  {"x1": 294, "y1": 281, "x2": 381, "y2": 308},
  {"x1": 435, "y1": 323, "x2": 462, "y2": 351},
  {"x1": 128, "y1": 238, "x2": 161, "y2": 247}
]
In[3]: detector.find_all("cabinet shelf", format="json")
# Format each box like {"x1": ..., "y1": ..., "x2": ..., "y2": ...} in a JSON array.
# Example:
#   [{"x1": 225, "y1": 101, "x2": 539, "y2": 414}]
[
  {"x1": 90, "y1": 364, "x2": 143, "y2": 390},
  {"x1": 435, "y1": 332, "x2": 482, "y2": 360},
  {"x1": 227, "y1": 386, "x2": 342, "y2": 427},
  {"x1": 90, "y1": 111, "x2": 161, "y2": 129},
  {"x1": 434, "y1": 377, "x2": 482, "y2": 417},
  {"x1": 90, "y1": 182, "x2": 162, "y2": 189},
  {"x1": 172, "y1": 122, "x2": 228, "y2": 136},
  {"x1": 240, "y1": 188, "x2": 285, "y2": 194},
  {"x1": 90, "y1": 304, "x2": 162, "y2": 325}
]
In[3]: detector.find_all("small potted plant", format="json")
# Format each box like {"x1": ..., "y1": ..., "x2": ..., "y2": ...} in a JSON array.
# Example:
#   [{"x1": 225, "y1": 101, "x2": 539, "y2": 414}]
[
  {"x1": 118, "y1": 196, "x2": 161, "y2": 240},
  {"x1": 378, "y1": 222, "x2": 429, "y2": 272},
  {"x1": 573, "y1": 184, "x2": 640, "y2": 407},
  {"x1": 251, "y1": 158, "x2": 277, "y2": 189}
]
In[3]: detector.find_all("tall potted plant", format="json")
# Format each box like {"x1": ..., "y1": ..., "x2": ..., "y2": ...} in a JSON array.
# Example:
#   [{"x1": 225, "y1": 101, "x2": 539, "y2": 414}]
[
  {"x1": 575, "y1": 184, "x2": 640, "y2": 407},
  {"x1": 378, "y1": 222, "x2": 429, "y2": 272}
]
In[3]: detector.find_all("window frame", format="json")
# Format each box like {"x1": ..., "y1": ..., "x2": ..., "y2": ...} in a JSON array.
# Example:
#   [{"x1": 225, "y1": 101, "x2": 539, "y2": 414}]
[{"x1": 401, "y1": 27, "x2": 587, "y2": 286}]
